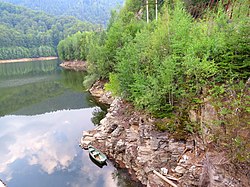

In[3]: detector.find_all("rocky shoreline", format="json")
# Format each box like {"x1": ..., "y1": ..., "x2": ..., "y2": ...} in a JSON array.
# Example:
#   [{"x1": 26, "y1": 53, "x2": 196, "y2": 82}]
[
  {"x1": 81, "y1": 81, "x2": 249, "y2": 187},
  {"x1": 59, "y1": 61, "x2": 87, "y2": 71}
]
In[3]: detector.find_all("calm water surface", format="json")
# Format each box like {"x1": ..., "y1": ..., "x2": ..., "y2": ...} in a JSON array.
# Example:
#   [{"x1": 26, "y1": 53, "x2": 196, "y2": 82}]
[{"x1": 0, "y1": 60, "x2": 141, "y2": 187}]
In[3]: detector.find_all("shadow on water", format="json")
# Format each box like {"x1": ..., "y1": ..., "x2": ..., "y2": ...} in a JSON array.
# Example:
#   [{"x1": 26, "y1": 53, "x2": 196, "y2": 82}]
[{"x1": 91, "y1": 107, "x2": 107, "y2": 126}]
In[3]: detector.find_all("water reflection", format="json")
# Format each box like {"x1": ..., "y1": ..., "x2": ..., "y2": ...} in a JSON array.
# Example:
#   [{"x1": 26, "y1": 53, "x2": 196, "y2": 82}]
[
  {"x1": 61, "y1": 70, "x2": 88, "y2": 91},
  {"x1": 0, "y1": 60, "x2": 143, "y2": 187},
  {"x1": 0, "y1": 60, "x2": 94, "y2": 116},
  {"x1": 91, "y1": 107, "x2": 107, "y2": 126},
  {"x1": 0, "y1": 108, "x2": 120, "y2": 187},
  {"x1": 0, "y1": 60, "x2": 58, "y2": 78}
]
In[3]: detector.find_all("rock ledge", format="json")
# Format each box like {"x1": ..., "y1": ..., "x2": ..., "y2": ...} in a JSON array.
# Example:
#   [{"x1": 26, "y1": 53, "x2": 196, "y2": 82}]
[{"x1": 81, "y1": 81, "x2": 249, "y2": 187}]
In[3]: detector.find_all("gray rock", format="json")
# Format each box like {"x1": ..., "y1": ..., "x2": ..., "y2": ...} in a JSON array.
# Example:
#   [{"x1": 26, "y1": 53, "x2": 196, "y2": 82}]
[
  {"x1": 160, "y1": 168, "x2": 168, "y2": 175},
  {"x1": 175, "y1": 166, "x2": 187, "y2": 174},
  {"x1": 115, "y1": 139, "x2": 126, "y2": 153},
  {"x1": 106, "y1": 123, "x2": 118, "y2": 133},
  {"x1": 150, "y1": 138, "x2": 160, "y2": 151},
  {"x1": 111, "y1": 126, "x2": 124, "y2": 137}
]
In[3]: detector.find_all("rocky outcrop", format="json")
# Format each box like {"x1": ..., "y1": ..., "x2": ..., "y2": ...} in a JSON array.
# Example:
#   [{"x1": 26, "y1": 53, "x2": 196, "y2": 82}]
[
  {"x1": 60, "y1": 61, "x2": 87, "y2": 71},
  {"x1": 89, "y1": 80, "x2": 114, "y2": 105},
  {"x1": 81, "y1": 82, "x2": 250, "y2": 187}
]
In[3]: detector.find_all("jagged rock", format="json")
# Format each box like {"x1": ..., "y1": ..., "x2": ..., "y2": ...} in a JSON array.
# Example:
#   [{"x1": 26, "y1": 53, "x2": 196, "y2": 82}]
[
  {"x1": 160, "y1": 168, "x2": 168, "y2": 175},
  {"x1": 115, "y1": 139, "x2": 126, "y2": 153},
  {"x1": 82, "y1": 131, "x2": 93, "y2": 137},
  {"x1": 186, "y1": 139, "x2": 195, "y2": 151},
  {"x1": 111, "y1": 126, "x2": 124, "y2": 137},
  {"x1": 125, "y1": 130, "x2": 138, "y2": 143},
  {"x1": 179, "y1": 155, "x2": 189, "y2": 164},
  {"x1": 106, "y1": 123, "x2": 118, "y2": 133},
  {"x1": 80, "y1": 81, "x2": 250, "y2": 187},
  {"x1": 99, "y1": 91, "x2": 113, "y2": 105},
  {"x1": 175, "y1": 166, "x2": 187, "y2": 174},
  {"x1": 150, "y1": 137, "x2": 160, "y2": 150}
]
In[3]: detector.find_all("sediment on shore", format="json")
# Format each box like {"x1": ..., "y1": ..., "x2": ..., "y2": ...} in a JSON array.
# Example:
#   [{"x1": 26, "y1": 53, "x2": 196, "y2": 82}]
[{"x1": 0, "y1": 57, "x2": 58, "y2": 64}]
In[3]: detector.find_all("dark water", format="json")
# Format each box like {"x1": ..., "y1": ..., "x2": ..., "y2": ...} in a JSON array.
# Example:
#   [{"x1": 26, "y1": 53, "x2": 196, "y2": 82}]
[{"x1": 0, "y1": 60, "x2": 141, "y2": 187}]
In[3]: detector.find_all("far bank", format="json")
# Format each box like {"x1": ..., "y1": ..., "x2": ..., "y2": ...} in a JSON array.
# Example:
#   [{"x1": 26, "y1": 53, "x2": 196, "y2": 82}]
[{"x1": 0, "y1": 57, "x2": 58, "y2": 64}]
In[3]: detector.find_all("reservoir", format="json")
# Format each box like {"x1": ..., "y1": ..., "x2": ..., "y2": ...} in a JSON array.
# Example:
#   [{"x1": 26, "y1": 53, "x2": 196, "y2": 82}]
[{"x1": 0, "y1": 60, "x2": 141, "y2": 187}]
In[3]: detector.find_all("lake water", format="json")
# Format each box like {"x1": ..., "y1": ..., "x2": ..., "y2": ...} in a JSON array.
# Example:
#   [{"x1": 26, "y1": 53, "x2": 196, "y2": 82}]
[{"x1": 0, "y1": 60, "x2": 142, "y2": 187}]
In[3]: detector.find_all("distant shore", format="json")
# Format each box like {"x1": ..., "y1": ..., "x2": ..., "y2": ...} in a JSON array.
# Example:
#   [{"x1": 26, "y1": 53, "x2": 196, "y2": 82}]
[{"x1": 0, "y1": 57, "x2": 58, "y2": 64}]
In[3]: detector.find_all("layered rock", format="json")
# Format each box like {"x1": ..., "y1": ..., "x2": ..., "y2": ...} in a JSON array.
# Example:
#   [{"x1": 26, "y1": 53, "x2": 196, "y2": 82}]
[
  {"x1": 80, "y1": 98, "x2": 214, "y2": 186},
  {"x1": 81, "y1": 82, "x2": 249, "y2": 187}
]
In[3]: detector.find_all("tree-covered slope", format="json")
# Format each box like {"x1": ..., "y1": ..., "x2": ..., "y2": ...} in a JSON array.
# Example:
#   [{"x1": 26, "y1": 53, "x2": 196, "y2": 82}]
[
  {"x1": 58, "y1": 0, "x2": 250, "y2": 161},
  {"x1": 0, "y1": 0, "x2": 124, "y2": 25},
  {"x1": 0, "y1": 2, "x2": 96, "y2": 60}
]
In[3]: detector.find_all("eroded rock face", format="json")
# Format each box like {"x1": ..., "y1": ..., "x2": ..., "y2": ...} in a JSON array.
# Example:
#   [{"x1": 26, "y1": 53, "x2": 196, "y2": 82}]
[
  {"x1": 89, "y1": 80, "x2": 114, "y2": 105},
  {"x1": 82, "y1": 82, "x2": 250, "y2": 187},
  {"x1": 80, "y1": 98, "x2": 196, "y2": 186}
]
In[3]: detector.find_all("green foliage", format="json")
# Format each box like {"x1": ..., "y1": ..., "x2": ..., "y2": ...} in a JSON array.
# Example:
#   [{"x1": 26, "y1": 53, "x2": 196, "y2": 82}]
[
  {"x1": 210, "y1": 80, "x2": 250, "y2": 162},
  {"x1": 0, "y1": 2, "x2": 96, "y2": 60},
  {"x1": 154, "y1": 118, "x2": 177, "y2": 132},
  {"x1": 83, "y1": 0, "x2": 249, "y2": 152},
  {"x1": 56, "y1": 0, "x2": 249, "y2": 161},
  {"x1": 57, "y1": 31, "x2": 94, "y2": 61},
  {"x1": 104, "y1": 73, "x2": 121, "y2": 96},
  {"x1": 83, "y1": 73, "x2": 100, "y2": 90},
  {"x1": 208, "y1": 1, "x2": 250, "y2": 81},
  {"x1": 154, "y1": 121, "x2": 168, "y2": 132},
  {"x1": 1, "y1": 0, "x2": 124, "y2": 26},
  {"x1": 105, "y1": 1, "x2": 218, "y2": 117}
]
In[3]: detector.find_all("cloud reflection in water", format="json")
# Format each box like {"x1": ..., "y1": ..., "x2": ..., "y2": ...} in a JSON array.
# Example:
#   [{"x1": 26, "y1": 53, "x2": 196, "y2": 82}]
[{"x1": 0, "y1": 108, "x2": 118, "y2": 187}]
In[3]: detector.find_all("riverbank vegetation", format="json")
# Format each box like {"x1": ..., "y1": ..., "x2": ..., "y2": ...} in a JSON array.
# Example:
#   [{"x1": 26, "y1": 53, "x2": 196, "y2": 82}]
[
  {"x1": 58, "y1": 0, "x2": 249, "y2": 161},
  {"x1": 0, "y1": 2, "x2": 96, "y2": 60}
]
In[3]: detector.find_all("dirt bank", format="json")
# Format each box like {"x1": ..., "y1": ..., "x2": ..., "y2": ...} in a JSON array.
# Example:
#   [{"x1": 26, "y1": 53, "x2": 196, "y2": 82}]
[{"x1": 0, "y1": 57, "x2": 58, "y2": 64}]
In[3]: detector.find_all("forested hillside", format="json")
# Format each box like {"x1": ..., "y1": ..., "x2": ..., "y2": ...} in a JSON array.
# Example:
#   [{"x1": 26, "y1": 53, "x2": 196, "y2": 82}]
[
  {"x1": 0, "y1": 0, "x2": 124, "y2": 25},
  {"x1": 0, "y1": 2, "x2": 96, "y2": 60},
  {"x1": 59, "y1": 0, "x2": 250, "y2": 161}
]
